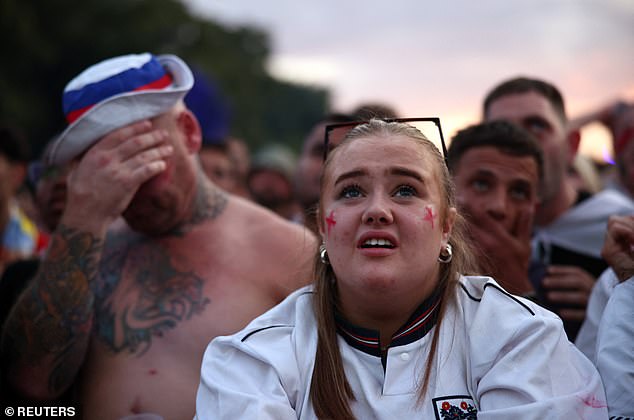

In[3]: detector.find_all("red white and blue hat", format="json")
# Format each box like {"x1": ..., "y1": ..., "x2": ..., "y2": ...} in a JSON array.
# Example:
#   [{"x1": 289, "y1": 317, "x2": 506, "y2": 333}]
[{"x1": 47, "y1": 53, "x2": 194, "y2": 165}]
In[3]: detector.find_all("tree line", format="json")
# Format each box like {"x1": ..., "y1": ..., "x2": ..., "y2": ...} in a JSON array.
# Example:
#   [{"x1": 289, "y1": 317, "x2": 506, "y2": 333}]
[{"x1": 0, "y1": 0, "x2": 329, "y2": 158}]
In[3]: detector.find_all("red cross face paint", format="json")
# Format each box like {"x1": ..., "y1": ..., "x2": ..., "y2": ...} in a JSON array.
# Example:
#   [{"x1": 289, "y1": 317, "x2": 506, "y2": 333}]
[
  {"x1": 319, "y1": 134, "x2": 453, "y2": 301},
  {"x1": 423, "y1": 205, "x2": 436, "y2": 229},
  {"x1": 326, "y1": 210, "x2": 337, "y2": 236}
]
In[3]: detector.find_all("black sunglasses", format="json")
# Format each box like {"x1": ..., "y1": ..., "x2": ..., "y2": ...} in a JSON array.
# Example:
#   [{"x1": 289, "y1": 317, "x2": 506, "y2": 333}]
[{"x1": 323, "y1": 117, "x2": 448, "y2": 165}]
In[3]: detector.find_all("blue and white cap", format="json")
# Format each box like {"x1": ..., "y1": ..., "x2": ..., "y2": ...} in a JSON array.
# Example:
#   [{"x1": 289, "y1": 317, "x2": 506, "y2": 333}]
[{"x1": 48, "y1": 53, "x2": 194, "y2": 165}]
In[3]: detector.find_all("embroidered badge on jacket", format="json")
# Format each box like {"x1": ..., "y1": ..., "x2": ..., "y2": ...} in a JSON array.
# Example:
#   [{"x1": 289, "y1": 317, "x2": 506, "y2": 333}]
[{"x1": 432, "y1": 395, "x2": 477, "y2": 420}]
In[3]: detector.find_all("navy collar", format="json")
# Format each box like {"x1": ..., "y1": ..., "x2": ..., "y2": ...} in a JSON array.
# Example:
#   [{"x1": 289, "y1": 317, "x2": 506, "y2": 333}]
[{"x1": 335, "y1": 290, "x2": 442, "y2": 357}]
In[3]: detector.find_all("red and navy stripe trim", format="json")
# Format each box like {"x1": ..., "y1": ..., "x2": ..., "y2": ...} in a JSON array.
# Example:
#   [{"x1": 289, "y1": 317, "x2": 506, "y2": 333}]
[
  {"x1": 63, "y1": 57, "x2": 173, "y2": 124},
  {"x1": 335, "y1": 290, "x2": 442, "y2": 357}
]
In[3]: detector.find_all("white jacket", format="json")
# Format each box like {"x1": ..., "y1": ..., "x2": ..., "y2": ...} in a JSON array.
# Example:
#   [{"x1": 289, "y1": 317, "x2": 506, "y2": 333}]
[
  {"x1": 576, "y1": 268, "x2": 620, "y2": 362},
  {"x1": 196, "y1": 276, "x2": 607, "y2": 419},
  {"x1": 596, "y1": 277, "x2": 634, "y2": 418}
]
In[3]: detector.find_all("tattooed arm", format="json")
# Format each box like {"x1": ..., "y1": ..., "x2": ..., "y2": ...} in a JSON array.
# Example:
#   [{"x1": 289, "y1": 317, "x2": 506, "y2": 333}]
[
  {"x1": 0, "y1": 121, "x2": 172, "y2": 399},
  {"x1": 1, "y1": 225, "x2": 103, "y2": 399}
]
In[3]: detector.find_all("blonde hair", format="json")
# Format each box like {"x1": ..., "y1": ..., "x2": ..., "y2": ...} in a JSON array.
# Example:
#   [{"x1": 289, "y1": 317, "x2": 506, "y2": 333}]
[{"x1": 310, "y1": 119, "x2": 477, "y2": 419}]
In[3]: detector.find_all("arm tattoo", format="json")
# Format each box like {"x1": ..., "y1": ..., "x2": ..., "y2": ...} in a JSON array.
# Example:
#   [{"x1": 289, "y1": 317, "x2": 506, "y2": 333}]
[{"x1": 1, "y1": 224, "x2": 103, "y2": 395}]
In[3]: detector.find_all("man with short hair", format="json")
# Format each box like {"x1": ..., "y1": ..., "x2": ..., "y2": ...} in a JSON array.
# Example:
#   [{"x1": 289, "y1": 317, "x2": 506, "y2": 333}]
[
  {"x1": 482, "y1": 76, "x2": 634, "y2": 339},
  {"x1": 448, "y1": 120, "x2": 543, "y2": 298},
  {"x1": 1, "y1": 53, "x2": 316, "y2": 419},
  {"x1": 248, "y1": 144, "x2": 302, "y2": 221}
]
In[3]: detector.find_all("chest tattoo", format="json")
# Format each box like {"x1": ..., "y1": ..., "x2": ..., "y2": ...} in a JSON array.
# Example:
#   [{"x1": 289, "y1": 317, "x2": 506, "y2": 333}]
[{"x1": 94, "y1": 239, "x2": 210, "y2": 355}]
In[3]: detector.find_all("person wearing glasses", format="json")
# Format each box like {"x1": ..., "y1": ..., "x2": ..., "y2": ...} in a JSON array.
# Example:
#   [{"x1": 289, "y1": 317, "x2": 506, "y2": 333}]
[{"x1": 195, "y1": 119, "x2": 606, "y2": 419}]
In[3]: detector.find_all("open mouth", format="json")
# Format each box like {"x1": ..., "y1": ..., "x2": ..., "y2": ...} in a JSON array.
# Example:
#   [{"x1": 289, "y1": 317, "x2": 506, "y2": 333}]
[{"x1": 360, "y1": 238, "x2": 395, "y2": 249}]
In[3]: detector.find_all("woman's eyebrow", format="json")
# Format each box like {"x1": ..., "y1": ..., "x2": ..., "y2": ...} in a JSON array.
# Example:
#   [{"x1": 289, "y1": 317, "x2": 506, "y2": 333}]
[
  {"x1": 334, "y1": 169, "x2": 367, "y2": 186},
  {"x1": 389, "y1": 167, "x2": 424, "y2": 183}
]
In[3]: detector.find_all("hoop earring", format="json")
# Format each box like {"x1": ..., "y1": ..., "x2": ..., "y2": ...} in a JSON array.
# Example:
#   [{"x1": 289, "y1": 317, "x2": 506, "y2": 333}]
[
  {"x1": 319, "y1": 244, "x2": 330, "y2": 265},
  {"x1": 438, "y1": 243, "x2": 453, "y2": 263}
]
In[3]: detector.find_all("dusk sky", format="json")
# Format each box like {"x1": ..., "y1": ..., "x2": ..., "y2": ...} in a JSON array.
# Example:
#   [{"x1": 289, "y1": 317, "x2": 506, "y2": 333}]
[{"x1": 184, "y1": 0, "x2": 634, "y2": 161}]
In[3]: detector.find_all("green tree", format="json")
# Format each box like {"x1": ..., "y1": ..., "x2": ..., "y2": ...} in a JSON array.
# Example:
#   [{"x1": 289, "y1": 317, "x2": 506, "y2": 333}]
[{"x1": 0, "y1": 0, "x2": 329, "y2": 157}]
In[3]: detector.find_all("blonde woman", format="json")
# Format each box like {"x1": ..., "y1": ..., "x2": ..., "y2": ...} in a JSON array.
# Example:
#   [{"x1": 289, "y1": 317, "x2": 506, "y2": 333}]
[{"x1": 196, "y1": 119, "x2": 606, "y2": 419}]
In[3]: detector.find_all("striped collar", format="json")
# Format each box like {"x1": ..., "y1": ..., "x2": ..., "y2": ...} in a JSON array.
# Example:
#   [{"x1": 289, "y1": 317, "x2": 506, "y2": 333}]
[{"x1": 335, "y1": 290, "x2": 442, "y2": 357}]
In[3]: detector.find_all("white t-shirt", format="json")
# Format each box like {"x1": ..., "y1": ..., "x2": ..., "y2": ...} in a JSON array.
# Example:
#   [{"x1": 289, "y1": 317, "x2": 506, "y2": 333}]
[
  {"x1": 575, "y1": 268, "x2": 619, "y2": 362},
  {"x1": 195, "y1": 276, "x2": 607, "y2": 419},
  {"x1": 531, "y1": 189, "x2": 634, "y2": 260},
  {"x1": 596, "y1": 277, "x2": 634, "y2": 418}
]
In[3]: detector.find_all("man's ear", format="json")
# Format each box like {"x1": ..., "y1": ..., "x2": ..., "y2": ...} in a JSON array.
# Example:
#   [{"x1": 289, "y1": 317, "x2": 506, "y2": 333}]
[
  {"x1": 566, "y1": 129, "x2": 581, "y2": 165},
  {"x1": 178, "y1": 109, "x2": 202, "y2": 154}
]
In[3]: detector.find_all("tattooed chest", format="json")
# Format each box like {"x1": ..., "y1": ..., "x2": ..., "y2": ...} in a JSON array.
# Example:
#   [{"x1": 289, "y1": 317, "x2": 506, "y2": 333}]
[{"x1": 92, "y1": 244, "x2": 210, "y2": 355}]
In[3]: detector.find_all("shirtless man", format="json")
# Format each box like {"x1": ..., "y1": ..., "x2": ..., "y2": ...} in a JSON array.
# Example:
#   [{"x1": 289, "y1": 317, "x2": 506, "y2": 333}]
[{"x1": 1, "y1": 53, "x2": 316, "y2": 419}]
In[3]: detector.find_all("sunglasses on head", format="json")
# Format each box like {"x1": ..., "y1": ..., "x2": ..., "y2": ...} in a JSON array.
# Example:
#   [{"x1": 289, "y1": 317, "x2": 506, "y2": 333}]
[{"x1": 322, "y1": 117, "x2": 448, "y2": 165}]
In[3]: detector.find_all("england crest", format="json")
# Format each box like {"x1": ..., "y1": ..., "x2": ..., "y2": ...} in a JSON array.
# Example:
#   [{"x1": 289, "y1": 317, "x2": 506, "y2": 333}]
[{"x1": 432, "y1": 395, "x2": 477, "y2": 419}]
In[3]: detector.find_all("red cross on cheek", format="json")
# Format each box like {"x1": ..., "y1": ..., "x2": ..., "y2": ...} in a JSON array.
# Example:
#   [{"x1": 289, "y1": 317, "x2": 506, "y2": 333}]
[
  {"x1": 423, "y1": 206, "x2": 435, "y2": 228},
  {"x1": 326, "y1": 211, "x2": 337, "y2": 235}
]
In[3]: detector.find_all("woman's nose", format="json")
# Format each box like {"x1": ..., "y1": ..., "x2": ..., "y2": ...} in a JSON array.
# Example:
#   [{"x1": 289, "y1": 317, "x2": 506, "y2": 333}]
[{"x1": 362, "y1": 195, "x2": 394, "y2": 225}]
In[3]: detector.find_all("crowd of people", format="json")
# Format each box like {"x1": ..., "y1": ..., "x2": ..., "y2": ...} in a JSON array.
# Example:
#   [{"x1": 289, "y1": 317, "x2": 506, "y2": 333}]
[{"x1": 0, "y1": 51, "x2": 632, "y2": 419}]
